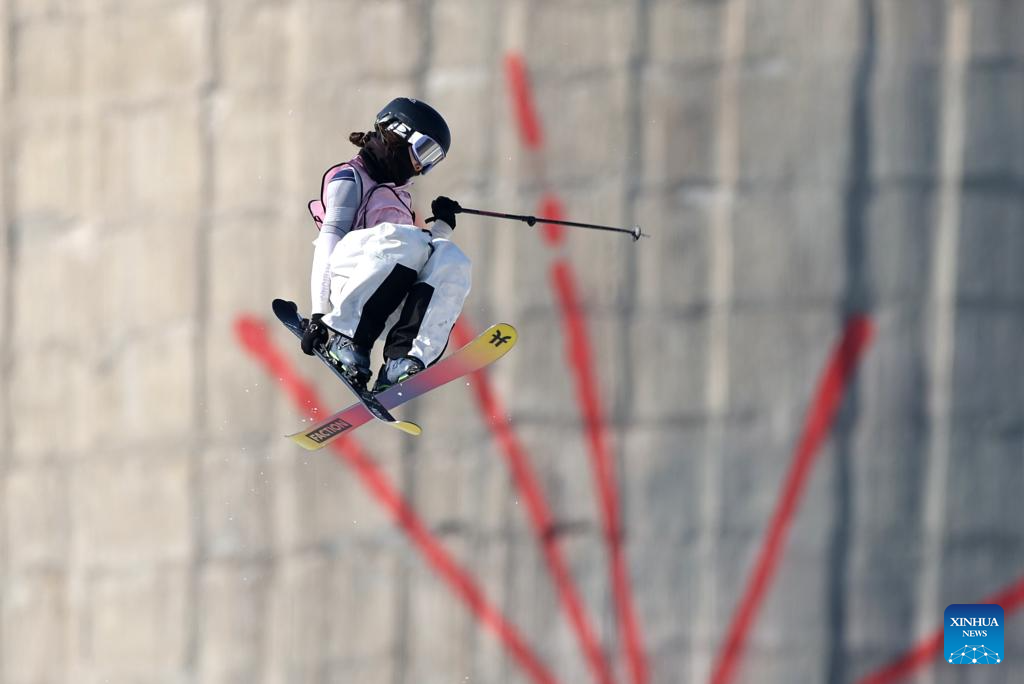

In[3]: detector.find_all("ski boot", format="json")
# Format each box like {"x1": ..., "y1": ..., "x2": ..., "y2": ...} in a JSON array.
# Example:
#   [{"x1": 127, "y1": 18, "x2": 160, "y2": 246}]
[
  {"x1": 326, "y1": 333, "x2": 372, "y2": 388},
  {"x1": 372, "y1": 356, "x2": 425, "y2": 394}
]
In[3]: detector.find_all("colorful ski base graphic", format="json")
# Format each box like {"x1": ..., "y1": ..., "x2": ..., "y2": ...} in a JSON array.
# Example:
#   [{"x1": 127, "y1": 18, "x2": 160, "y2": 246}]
[
  {"x1": 272, "y1": 298, "x2": 422, "y2": 436},
  {"x1": 288, "y1": 321, "x2": 518, "y2": 450}
]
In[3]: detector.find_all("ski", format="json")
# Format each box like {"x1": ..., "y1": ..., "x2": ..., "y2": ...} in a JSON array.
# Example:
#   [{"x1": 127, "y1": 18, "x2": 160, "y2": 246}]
[
  {"x1": 286, "y1": 320, "x2": 518, "y2": 450},
  {"x1": 272, "y1": 298, "x2": 423, "y2": 436}
]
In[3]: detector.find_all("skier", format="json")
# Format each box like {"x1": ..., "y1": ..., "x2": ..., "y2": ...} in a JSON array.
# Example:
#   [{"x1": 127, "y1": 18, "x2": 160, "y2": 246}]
[{"x1": 300, "y1": 97, "x2": 471, "y2": 392}]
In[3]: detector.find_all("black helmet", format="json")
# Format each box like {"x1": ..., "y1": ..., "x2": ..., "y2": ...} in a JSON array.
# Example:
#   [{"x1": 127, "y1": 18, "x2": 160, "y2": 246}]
[{"x1": 375, "y1": 98, "x2": 451, "y2": 174}]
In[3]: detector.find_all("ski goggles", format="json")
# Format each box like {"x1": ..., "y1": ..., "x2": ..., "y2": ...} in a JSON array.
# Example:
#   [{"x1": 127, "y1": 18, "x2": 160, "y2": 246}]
[{"x1": 376, "y1": 117, "x2": 446, "y2": 174}]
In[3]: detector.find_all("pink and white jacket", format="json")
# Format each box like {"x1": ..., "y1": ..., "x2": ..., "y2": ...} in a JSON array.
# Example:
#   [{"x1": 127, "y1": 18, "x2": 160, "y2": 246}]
[
  {"x1": 308, "y1": 155, "x2": 415, "y2": 234},
  {"x1": 308, "y1": 156, "x2": 416, "y2": 315}
]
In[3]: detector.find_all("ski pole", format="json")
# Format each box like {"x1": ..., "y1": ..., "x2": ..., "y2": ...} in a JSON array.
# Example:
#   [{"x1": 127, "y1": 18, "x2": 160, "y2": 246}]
[{"x1": 455, "y1": 206, "x2": 650, "y2": 242}]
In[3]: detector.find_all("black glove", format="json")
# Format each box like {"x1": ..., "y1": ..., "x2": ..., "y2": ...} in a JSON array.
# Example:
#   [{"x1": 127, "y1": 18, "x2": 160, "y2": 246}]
[
  {"x1": 301, "y1": 313, "x2": 329, "y2": 355},
  {"x1": 428, "y1": 196, "x2": 461, "y2": 229}
]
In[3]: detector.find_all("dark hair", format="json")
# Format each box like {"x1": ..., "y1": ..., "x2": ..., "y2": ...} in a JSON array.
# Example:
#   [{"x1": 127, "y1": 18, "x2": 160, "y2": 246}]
[{"x1": 349, "y1": 130, "x2": 373, "y2": 147}]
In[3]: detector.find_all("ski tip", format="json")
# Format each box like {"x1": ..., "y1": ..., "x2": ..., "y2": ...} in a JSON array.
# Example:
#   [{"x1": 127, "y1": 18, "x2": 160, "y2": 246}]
[
  {"x1": 286, "y1": 418, "x2": 420, "y2": 446},
  {"x1": 394, "y1": 420, "x2": 422, "y2": 436},
  {"x1": 286, "y1": 431, "x2": 326, "y2": 451},
  {"x1": 480, "y1": 323, "x2": 518, "y2": 352},
  {"x1": 272, "y1": 298, "x2": 298, "y2": 315}
]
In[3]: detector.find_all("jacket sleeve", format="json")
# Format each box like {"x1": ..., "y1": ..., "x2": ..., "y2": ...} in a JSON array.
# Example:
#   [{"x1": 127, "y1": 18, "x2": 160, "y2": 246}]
[
  {"x1": 309, "y1": 231, "x2": 340, "y2": 315},
  {"x1": 321, "y1": 168, "x2": 361, "y2": 236},
  {"x1": 310, "y1": 168, "x2": 361, "y2": 314}
]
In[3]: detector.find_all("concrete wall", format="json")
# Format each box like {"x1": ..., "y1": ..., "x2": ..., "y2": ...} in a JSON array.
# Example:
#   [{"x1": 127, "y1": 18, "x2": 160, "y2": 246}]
[{"x1": 1, "y1": 0, "x2": 1022, "y2": 682}]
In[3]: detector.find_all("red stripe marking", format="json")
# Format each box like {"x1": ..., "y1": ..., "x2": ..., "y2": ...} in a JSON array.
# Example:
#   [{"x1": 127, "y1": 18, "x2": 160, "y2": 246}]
[
  {"x1": 235, "y1": 316, "x2": 559, "y2": 684},
  {"x1": 856, "y1": 573, "x2": 1024, "y2": 684},
  {"x1": 711, "y1": 316, "x2": 876, "y2": 684},
  {"x1": 504, "y1": 53, "x2": 544, "y2": 150},
  {"x1": 550, "y1": 261, "x2": 649, "y2": 684},
  {"x1": 504, "y1": 49, "x2": 650, "y2": 684},
  {"x1": 452, "y1": 318, "x2": 617, "y2": 684},
  {"x1": 538, "y1": 193, "x2": 567, "y2": 246}
]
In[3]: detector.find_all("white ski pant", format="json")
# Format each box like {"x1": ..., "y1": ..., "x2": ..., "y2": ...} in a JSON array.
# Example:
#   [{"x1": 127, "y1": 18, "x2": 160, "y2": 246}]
[{"x1": 321, "y1": 222, "x2": 472, "y2": 366}]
